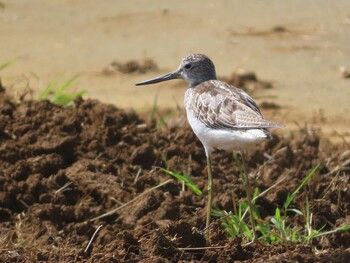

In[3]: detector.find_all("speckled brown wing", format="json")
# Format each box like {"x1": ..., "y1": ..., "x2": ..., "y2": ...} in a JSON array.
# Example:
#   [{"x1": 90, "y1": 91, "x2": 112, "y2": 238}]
[{"x1": 188, "y1": 80, "x2": 283, "y2": 130}]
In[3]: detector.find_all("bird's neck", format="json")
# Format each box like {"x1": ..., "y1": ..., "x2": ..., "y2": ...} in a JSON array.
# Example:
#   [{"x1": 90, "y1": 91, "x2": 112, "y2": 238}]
[{"x1": 189, "y1": 76, "x2": 217, "y2": 88}]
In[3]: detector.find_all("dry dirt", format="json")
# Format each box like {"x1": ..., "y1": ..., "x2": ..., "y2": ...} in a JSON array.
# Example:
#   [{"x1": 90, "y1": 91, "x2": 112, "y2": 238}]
[{"x1": 1, "y1": 85, "x2": 350, "y2": 262}]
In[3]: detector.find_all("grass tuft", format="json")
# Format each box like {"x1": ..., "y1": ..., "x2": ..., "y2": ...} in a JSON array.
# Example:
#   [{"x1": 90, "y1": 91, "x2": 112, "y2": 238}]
[
  {"x1": 37, "y1": 75, "x2": 86, "y2": 106},
  {"x1": 218, "y1": 164, "x2": 350, "y2": 244},
  {"x1": 165, "y1": 163, "x2": 350, "y2": 245}
]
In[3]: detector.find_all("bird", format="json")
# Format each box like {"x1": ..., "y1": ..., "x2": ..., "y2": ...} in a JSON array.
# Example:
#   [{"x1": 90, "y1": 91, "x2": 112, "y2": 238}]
[{"x1": 136, "y1": 53, "x2": 282, "y2": 243}]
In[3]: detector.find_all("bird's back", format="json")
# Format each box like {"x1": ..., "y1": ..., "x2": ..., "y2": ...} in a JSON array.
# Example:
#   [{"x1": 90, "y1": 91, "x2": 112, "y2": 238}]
[{"x1": 185, "y1": 80, "x2": 282, "y2": 131}]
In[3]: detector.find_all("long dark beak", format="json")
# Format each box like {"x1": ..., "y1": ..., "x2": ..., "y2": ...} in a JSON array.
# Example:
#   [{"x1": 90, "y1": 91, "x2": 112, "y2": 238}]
[{"x1": 135, "y1": 71, "x2": 180, "y2": 86}]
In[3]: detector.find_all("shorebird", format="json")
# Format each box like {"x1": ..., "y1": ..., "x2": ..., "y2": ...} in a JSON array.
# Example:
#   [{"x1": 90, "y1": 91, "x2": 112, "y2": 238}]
[{"x1": 136, "y1": 54, "x2": 282, "y2": 242}]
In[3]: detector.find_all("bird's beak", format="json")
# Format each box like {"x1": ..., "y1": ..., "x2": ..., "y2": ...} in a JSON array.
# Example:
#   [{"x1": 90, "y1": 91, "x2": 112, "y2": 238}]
[{"x1": 135, "y1": 70, "x2": 181, "y2": 86}]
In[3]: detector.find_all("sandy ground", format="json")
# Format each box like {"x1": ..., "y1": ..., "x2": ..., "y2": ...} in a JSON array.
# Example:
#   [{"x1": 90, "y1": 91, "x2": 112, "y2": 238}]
[{"x1": 1, "y1": 0, "x2": 350, "y2": 142}]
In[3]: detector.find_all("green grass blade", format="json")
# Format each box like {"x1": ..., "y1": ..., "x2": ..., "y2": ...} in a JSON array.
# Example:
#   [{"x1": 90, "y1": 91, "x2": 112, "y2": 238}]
[
  {"x1": 275, "y1": 207, "x2": 281, "y2": 222},
  {"x1": 37, "y1": 80, "x2": 56, "y2": 100},
  {"x1": 270, "y1": 218, "x2": 280, "y2": 230},
  {"x1": 284, "y1": 164, "x2": 319, "y2": 210},
  {"x1": 156, "y1": 111, "x2": 173, "y2": 129},
  {"x1": 288, "y1": 208, "x2": 303, "y2": 216},
  {"x1": 57, "y1": 75, "x2": 79, "y2": 92},
  {"x1": 0, "y1": 59, "x2": 16, "y2": 70},
  {"x1": 161, "y1": 168, "x2": 202, "y2": 196},
  {"x1": 312, "y1": 225, "x2": 350, "y2": 239},
  {"x1": 337, "y1": 225, "x2": 350, "y2": 231}
]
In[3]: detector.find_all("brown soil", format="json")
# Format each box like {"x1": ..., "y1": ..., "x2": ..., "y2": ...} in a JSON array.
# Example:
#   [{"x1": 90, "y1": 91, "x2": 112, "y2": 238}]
[{"x1": 0, "y1": 88, "x2": 350, "y2": 262}]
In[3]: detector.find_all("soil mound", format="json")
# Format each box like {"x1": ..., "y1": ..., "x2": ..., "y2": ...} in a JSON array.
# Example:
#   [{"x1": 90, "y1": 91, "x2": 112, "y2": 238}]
[{"x1": 0, "y1": 90, "x2": 349, "y2": 262}]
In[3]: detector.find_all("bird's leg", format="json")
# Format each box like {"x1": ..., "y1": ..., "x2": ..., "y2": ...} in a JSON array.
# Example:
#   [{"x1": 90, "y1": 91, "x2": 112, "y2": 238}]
[
  {"x1": 205, "y1": 151, "x2": 213, "y2": 240},
  {"x1": 235, "y1": 151, "x2": 259, "y2": 244}
]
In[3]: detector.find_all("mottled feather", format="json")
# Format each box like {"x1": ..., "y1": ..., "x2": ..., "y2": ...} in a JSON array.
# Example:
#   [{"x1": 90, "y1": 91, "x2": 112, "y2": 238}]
[{"x1": 185, "y1": 80, "x2": 282, "y2": 130}]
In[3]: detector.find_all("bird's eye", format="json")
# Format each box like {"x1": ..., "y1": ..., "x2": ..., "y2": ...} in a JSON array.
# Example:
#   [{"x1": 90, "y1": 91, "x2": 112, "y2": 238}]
[{"x1": 184, "y1": 63, "x2": 192, "y2": 70}]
